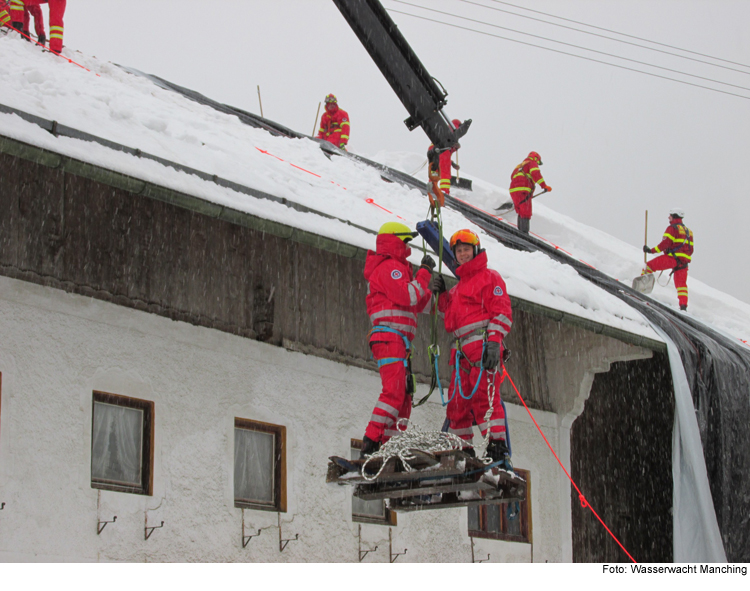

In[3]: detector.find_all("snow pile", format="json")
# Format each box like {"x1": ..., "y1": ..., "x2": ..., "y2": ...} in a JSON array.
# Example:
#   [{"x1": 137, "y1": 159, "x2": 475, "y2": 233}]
[{"x1": 1, "y1": 35, "x2": 749, "y2": 345}]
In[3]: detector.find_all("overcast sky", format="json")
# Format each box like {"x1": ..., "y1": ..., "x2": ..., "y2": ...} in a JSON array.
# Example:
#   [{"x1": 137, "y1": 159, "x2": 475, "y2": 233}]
[{"x1": 63, "y1": 0, "x2": 750, "y2": 305}]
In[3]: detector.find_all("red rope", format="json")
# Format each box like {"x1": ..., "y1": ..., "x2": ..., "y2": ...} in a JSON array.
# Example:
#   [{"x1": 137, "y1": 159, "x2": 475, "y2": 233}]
[
  {"x1": 5, "y1": 24, "x2": 99, "y2": 76},
  {"x1": 502, "y1": 367, "x2": 637, "y2": 563}
]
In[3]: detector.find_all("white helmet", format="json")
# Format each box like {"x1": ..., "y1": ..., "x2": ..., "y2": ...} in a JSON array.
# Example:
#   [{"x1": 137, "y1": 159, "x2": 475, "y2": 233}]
[{"x1": 669, "y1": 207, "x2": 685, "y2": 218}]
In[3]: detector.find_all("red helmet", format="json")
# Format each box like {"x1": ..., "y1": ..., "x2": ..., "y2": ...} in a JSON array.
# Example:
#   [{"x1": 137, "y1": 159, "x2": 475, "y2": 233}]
[
  {"x1": 528, "y1": 151, "x2": 542, "y2": 165},
  {"x1": 325, "y1": 93, "x2": 338, "y2": 104},
  {"x1": 450, "y1": 229, "x2": 481, "y2": 258},
  {"x1": 451, "y1": 119, "x2": 461, "y2": 129}
]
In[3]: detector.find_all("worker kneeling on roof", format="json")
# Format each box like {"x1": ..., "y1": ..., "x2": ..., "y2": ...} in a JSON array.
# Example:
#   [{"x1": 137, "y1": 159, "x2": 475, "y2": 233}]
[
  {"x1": 360, "y1": 222, "x2": 435, "y2": 458},
  {"x1": 430, "y1": 229, "x2": 514, "y2": 468}
]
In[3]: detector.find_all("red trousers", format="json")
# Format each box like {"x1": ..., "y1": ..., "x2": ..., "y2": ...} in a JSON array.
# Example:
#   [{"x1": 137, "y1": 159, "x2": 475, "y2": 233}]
[
  {"x1": 14, "y1": 0, "x2": 64, "y2": 52},
  {"x1": 645, "y1": 255, "x2": 688, "y2": 308},
  {"x1": 446, "y1": 352, "x2": 507, "y2": 444},
  {"x1": 364, "y1": 341, "x2": 412, "y2": 443},
  {"x1": 511, "y1": 188, "x2": 532, "y2": 219}
]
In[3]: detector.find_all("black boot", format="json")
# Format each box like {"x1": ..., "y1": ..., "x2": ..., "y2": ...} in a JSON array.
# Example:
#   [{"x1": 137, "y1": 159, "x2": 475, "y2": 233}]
[
  {"x1": 680, "y1": 304, "x2": 687, "y2": 311},
  {"x1": 360, "y1": 435, "x2": 381, "y2": 459},
  {"x1": 518, "y1": 217, "x2": 530, "y2": 234},
  {"x1": 487, "y1": 440, "x2": 512, "y2": 470}
]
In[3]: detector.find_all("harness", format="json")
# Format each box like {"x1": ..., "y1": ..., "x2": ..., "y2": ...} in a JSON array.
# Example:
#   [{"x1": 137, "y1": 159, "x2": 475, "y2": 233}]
[
  {"x1": 369, "y1": 325, "x2": 416, "y2": 395},
  {"x1": 442, "y1": 333, "x2": 488, "y2": 406},
  {"x1": 666, "y1": 222, "x2": 693, "y2": 272}
]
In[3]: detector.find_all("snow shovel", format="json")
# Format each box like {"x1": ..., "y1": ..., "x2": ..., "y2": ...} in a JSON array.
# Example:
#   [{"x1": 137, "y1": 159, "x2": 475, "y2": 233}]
[
  {"x1": 632, "y1": 210, "x2": 655, "y2": 294},
  {"x1": 495, "y1": 188, "x2": 548, "y2": 214}
]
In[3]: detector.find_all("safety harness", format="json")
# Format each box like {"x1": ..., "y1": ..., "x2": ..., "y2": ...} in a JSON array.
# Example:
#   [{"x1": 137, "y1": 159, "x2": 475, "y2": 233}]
[{"x1": 369, "y1": 325, "x2": 416, "y2": 395}]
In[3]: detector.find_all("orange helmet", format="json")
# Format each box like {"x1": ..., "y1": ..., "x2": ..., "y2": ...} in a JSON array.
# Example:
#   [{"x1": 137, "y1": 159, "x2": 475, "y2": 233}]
[
  {"x1": 450, "y1": 229, "x2": 481, "y2": 258},
  {"x1": 324, "y1": 93, "x2": 338, "y2": 104},
  {"x1": 528, "y1": 151, "x2": 542, "y2": 165}
]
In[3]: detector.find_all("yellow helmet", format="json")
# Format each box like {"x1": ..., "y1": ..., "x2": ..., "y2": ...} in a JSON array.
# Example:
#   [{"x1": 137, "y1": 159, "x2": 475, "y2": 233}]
[{"x1": 378, "y1": 222, "x2": 417, "y2": 243}]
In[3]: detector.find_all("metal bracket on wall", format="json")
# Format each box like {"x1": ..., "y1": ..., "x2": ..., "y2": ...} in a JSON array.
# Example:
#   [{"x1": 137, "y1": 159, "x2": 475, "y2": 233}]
[
  {"x1": 97, "y1": 516, "x2": 117, "y2": 535},
  {"x1": 145, "y1": 520, "x2": 164, "y2": 540},
  {"x1": 471, "y1": 537, "x2": 490, "y2": 563},
  {"x1": 389, "y1": 528, "x2": 407, "y2": 563},
  {"x1": 278, "y1": 513, "x2": 299, "y2": 552},
  {"x1": 242, "y1": 511, "x2": 262, "y2": 548},
  {"x1": 358, "y1": 524, "x2": 378, "y2": 562}
]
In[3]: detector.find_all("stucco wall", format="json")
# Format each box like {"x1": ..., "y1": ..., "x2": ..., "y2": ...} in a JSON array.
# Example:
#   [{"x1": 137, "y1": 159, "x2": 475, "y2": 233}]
[{"x1": 0, "y1": 275, "x2": 569, "y2": 562}]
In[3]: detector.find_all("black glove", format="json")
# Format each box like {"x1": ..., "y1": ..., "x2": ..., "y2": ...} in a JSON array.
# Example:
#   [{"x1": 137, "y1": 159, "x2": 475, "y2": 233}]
[
  {"x1": 482, "y1": 341, "x2": 501, "y2": 370},
  {"x1": 38, "y1": 34, "x2": 46, "y2": 46},
  {"x1": 643, "y1": 245, "x2": 651, "y2": 254},
  {"x1": 429, "y1": 274, "x2": 446, "y2": 294},
  {"x1": 451, "y1": 161, "x2": 460, "y2": 170},
  {"x1": 420, "y1": 254, "x2": 436, "y2": 271}
]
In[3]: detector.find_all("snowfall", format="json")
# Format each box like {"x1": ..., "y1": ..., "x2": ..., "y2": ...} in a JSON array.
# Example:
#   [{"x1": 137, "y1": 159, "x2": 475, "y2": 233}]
[{"x1": 1, "y1": 34, "x2": 750, "y2": 348}]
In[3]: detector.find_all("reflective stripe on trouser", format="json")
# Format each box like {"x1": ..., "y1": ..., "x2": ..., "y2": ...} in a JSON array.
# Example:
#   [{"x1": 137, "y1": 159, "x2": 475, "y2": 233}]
[
  {"x1": 445, "y1": 355, "x2": 506, "y2": 443},
  {"x1": 364, "y1": 341, "x2": 412, "y2": 443},
  {"x1": 47, "y1": 0, "x2": 65, "y2": 53},
  {"x1": 643, "y1": 254, "x2": 688, "y2": 308}
]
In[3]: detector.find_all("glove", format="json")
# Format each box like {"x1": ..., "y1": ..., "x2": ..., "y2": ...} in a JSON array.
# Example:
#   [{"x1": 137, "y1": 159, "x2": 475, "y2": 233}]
[
  {"x1": 542, "y1": 184, "x2": 551, "y2": 192},
  {"x1": 482, "y1": 341, "x2": 501, "y2": 370},
  {"x1": 451, "y1": 161, "x2": 460, "y2": 170},
  {"x1": 420, "y1": 254, "x2": 436, "y2": 271},
  {"x1": 643, "y1": 245, "x2": 651, "y2": 254},
  {"x1": 38, "y1": 34, "x2": 46, "y2": 46},
  {"x1": 429, "y1": 274, "x2": 446, "y2": 294}
]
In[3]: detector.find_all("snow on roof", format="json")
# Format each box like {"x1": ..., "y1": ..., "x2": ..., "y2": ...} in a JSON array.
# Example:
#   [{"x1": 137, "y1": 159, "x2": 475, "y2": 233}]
[{"x1": 2, "y1": 37, "x2": 749, "y2": 346}]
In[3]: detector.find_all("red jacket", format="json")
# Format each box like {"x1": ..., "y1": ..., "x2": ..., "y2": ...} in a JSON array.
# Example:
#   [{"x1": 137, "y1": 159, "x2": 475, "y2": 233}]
[
  {"x1": 428, "y1": 145, "x2": 457, "y2": 195},
  {"x1": 365, "y1": 234, "x2": 432, "y2": 345},
  {"x1": 437, "y1": 250, "x2": 512, "y2": 360},
  {"x1": 317, "y1": 105, "x2": 350, "y2": 148},
  {"x1": 509, "y1": 158, "x2": 546, "y2": 218},
  {"x1": 651, "y1": 218, "x2": 694, "y2": 264}
]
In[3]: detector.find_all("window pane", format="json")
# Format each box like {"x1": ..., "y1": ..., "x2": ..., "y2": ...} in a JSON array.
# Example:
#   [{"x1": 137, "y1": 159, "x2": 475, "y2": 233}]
[
  {"x1": 506, "y1": 501, "x2": 522, "y2": 536},
  {"x1": 350, "y1": 448, "x2": 385, "y2": 519},
  {"x1": 468, "y1": 505, "x2": 480, "y2": 531},
  {"x1": 234, "y1": 428, "x2": 275, "y2": 505},
  {"x1": 486, "y1": 504, "x2": 501, "y2": 534},
  {"x1": 92, "y1": 402, "x2": 143, "y2": 487}
]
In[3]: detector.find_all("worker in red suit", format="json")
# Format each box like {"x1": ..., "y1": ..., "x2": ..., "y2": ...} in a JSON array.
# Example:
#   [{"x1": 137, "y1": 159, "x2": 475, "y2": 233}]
[
  {"x1": 8, "y1": 0, "x2": 64, "y2": 53},
  {"x1": 317, "y1": 94, "x2": 350, "y2": 150},
  {"x1": 1, "y1": 1, "x2": 11, "y2": 28},
  {"x1": 430, "y1": 228, "x2": 514, "y2": 468},
  {"x1": 509, "y1": 151, "x2": 551, "y2": 234},
  {"x1": 642, "y1": 208, "x2": 694, "y2": 311},
  {"x1": 23, "y1": 3, "x2": 45, "y2": 45},
  {"x1": 360, "y1": 222, "x2": 434, "y2": 457},
  {"x1": 427, "y1": 119, "x2": 462, "y2": 197}
]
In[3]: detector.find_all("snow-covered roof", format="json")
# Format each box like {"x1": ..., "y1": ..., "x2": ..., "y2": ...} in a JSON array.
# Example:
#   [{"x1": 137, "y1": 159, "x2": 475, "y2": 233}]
[{"x1": 2, "y1": 37, "x2": 750, "y2": 347}]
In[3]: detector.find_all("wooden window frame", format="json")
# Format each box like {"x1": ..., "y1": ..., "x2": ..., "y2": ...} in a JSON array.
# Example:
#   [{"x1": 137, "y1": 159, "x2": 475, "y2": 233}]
[
  {"x1": 91, "y1": 391, "x2": 154, "y2": 496},
  {"x1": 468, "y1": 467, "x2": 532, "y2": 544},
  {"x1": 234, "y1": 418, "x2": 287, "y2": 513},
  {"x1": 350, "y1": 439, "x2": 397, "y2": 527}
]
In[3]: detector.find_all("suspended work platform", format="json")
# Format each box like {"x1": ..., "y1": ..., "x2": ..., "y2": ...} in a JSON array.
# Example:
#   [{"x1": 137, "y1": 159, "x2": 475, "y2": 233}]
[{"x1": 327, "y1": 449, "x2": 526, "y2": 512}]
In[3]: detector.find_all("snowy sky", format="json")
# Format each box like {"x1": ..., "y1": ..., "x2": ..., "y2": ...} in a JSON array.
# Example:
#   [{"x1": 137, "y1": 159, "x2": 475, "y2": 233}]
[{"x1": 58, "y1": 0, "x2": 750, "y2": 306}]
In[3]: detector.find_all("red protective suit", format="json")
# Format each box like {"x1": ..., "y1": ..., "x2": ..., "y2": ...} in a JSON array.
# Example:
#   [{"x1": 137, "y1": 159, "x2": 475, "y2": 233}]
[
  {"x1": 10, "y1": 0, "x2": 64, "y2": 52},
  {"x1": 437, "y1": 250, "x2": 513, "y2": 444},
  {"x1": 364, "y1": 234, "x2": 431, "y2": 442},
  {"x1": 509, "y1": 157, "x2": 547, "y2": 219},
  {"x1": 317, "y1": 103, "x2": 350, "y2": 148},
  {"x1": 644, "y1": 217, "x2": 694, "y2": 308},
  {"x1": 428, "y1": 144, "x2": 457, "y2": 196},
  {"x1": 23, "y1": 4, "x2": 44, "y2": 38},
  {"x1": 1, "y1": 4, "x2": 10, "y2": 28}
]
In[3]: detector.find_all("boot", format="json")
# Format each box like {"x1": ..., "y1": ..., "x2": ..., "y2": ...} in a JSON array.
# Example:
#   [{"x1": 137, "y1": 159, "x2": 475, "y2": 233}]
[
  {"x1": 487, "y1": 440, "x2": 513, "y2": 471},
  {"x1": 518, "y1": 217, "x2": 530, "y2": 234},
  {"x1": 360, "y1": 435, "x2": 381, "y2": 459},
  {"x1": 680, "y1": 304, "x2": 687, "y2": 311}
]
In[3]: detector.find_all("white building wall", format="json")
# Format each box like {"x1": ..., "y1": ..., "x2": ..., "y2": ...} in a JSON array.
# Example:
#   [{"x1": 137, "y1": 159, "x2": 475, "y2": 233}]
[{"x1": 0, "y1": 275, "x2": 566, "y2": 562}]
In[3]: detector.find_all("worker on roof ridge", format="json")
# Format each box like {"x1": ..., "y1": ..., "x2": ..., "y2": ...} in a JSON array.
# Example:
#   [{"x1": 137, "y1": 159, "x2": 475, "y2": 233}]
[
  {"x1": 360, "y1": 222, "x2": 435, "y2": 458},
  {"x1": 317, "y1": 94, "x2": 350, "y2": 150},
  {"x1": 9, "y1": 1, "x2": 65, "y2": 53},
  {"x1": 430, "y1": 228, "x2": 513, "y2": 468},
  {"x1": 642, "y1": 208, "x2": 694, "y2": 311},
  {"x1": 509, "y1": 151, "x2": 551, "y2": 234},
  {"x1": 427, "y1": 118, "x2": 462, "y2": 198}
]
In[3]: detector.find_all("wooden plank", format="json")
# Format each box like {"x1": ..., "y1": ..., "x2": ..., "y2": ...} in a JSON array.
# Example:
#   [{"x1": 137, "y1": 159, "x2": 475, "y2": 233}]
[
  {"x1": 0, "y1": 152, "x2": 21, "y2": 269},
  {"x1": 357, "y1": 478, "x2": 494, "y2": 501}
]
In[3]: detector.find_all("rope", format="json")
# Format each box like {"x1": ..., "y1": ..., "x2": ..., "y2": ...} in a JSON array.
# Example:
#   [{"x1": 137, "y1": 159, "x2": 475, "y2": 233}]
[
  {"x1": 502, "y1": 367, "x2": 637, "y2": 564},
  {"x1": 362, "y1": 368, "x2": 500, "y2": 481}
]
